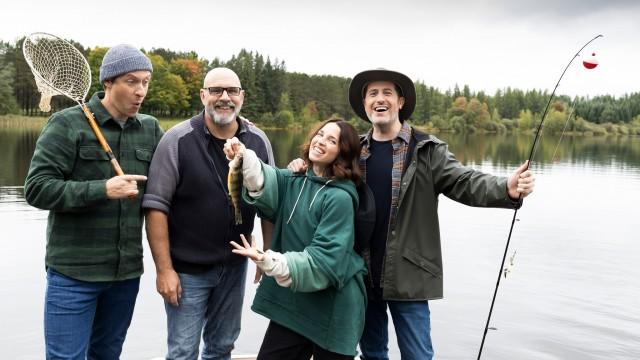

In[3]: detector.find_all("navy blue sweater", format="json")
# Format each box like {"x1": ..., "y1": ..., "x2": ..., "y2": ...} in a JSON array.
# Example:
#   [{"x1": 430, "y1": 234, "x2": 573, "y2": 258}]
[{"x1": 142, "y1": 113, "x2": 274, "y2": 273}]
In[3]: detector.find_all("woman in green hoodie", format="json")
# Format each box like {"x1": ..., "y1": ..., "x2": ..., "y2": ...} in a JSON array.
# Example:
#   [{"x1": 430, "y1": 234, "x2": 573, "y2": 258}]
[{"x1": 226, "y1": 118, "x2": 366, "y2": 360}]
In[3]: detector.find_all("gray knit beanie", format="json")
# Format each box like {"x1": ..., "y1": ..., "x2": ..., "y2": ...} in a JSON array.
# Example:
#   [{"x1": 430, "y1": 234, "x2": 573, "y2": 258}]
[{"x1": 99, "y1": 44, "x2": 153, "y2": 83}]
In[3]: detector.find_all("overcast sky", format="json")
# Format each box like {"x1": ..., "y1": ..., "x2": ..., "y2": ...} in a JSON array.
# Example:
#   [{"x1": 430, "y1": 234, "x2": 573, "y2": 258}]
[{"x1": 2, "y1": 0, "x2": 639, "y2": 97}]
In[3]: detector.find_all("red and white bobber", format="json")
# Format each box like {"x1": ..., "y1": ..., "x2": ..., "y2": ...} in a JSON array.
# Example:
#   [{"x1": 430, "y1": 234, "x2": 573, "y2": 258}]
[{"x1": 583, "y1": 52, "x2": 599, "y2": 69}]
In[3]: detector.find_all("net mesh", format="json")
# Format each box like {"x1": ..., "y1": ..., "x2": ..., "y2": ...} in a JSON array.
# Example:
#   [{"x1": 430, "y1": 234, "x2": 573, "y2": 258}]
[{"x1": 22, "y1": 32, "x2": 91, "y2": 112}]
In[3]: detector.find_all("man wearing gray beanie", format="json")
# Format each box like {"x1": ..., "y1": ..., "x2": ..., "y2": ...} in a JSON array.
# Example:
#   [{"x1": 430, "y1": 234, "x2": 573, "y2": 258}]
[
  {"x1": 100, "y1": 44, "x2": 154, "y2": 83},
  {"x1": 25, "y1": 44, "x2": 163, "y2": 359}
]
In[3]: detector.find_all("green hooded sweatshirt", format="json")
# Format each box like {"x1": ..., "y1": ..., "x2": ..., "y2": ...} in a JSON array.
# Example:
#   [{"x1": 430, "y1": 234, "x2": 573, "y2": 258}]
[{"x1": 244, "y1": 164, "x2": 366, "y2": 356}]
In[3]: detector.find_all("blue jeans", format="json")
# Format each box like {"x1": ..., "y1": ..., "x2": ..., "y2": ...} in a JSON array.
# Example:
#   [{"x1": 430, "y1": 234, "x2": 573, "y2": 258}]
[
  {"x1": 165, "y1": 260, "x2": 247, "y2": 360},
  {"x1": 44, "y1": 268, "x2": 140, "y2": 360},
  {"x1": 359, "y1": 298, "x2": 433, "y2": 360}
]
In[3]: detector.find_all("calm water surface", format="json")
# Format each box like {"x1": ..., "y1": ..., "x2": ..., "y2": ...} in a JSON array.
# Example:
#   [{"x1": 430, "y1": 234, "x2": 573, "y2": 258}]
[{"x1": 1, "y1": 122, "x2": 639, "y2": 359}]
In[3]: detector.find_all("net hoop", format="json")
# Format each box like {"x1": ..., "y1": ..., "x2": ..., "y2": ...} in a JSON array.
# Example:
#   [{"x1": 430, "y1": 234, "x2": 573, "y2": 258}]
[{"x1": 22, "y1": 32, "x2": 92, "y2": 112}]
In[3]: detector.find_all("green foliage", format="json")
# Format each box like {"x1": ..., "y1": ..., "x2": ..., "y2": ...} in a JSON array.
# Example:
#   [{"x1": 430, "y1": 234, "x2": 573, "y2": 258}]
[
  {"x1": 499, "y1": 118, "x2": 517, "y2": 131},
  {"x1": 87, "y1": 47, "x2": 108, "y2": 94},
  {"x1": 483, "y1": 120, "x2": 507, "y2": 133},
  {"x1": 467, "y1": 98, "x2": 490, "y2": 130},
  {"x1": 347, "y1": 117, "x2": 371, "y2": 134},
  {"x1": 441, "y1": 96, "x2": 492, "y2": 132},
  {"x1": 274, "y1": 110, "x2": 294, "y2": 128},
  {"x1": 518, "y1": 109, "x2": 535, "y2": 130},
  {"x1": 278, "y1": 92, "x2": 291, "y2": 112},
  {"x1": 170, "y1": 57, "x2": 207, "y2": 115},
  {"x1": 584, "y1": 121, "x2": 607, "y2": 135},
  {"x1": 573, "y1": 117, "x2": 587, "y2": 132},
  {"x1": 300, "y1": 101, "x2": 319, "y2": 126},
  {"x1": 143, "y1": 55, "x2": 189, "y2": 116},
  {"x1": 544, "y1": 109, "x2": 567, "y2": 134},
  {"x1": 259, "y1": 112, "x2": 275, "y2": 127},
  {"x1": 0, "y1": 64, "x2": 18, "y2": 114},
  {"x1": 2, "y1": 37, "x2": 640, "y2": 131},
  {"x1": 0, "y1": 43, "x2": 18, "y2": 114},
  {"x1": 431, "y1": 115, "x2": 450, "y2": 131},
  {"x1": 450, "y1": 115, "x2": 466, "y2": 133},
  {"x1": 448, "y1": 96, "x2": 467, "y2": 118}
]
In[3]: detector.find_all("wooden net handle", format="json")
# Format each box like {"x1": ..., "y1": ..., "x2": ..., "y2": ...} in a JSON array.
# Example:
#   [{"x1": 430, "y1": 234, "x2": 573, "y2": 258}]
[{"x1": 81, "y1": 104, "x2": 125, "y2": 176}]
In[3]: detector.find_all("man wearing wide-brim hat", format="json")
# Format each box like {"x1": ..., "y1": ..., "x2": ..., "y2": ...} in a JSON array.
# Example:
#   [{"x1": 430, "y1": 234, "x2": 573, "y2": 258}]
[{"x1": 349, "y1": 68, "x2": 535, "y2": 359}]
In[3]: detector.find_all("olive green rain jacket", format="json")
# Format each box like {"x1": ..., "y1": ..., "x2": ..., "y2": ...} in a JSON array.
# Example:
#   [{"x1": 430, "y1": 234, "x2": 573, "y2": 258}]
[{"x1": 376, "y1": 128, "x2": 520, "y2": 300}]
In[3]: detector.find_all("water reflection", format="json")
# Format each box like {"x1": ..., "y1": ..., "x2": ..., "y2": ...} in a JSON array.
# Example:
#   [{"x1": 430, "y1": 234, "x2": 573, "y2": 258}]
[
  {"x1": 0, "y1": 186, "x2": 24, "y2": 202},
  {"x1": 1, "y1": 121, "x2": 639, "y2": 359},
  {"x1": 0, "y1": 124, "x2": 40, "y2": 187},
  {"x1": 438, "y1": 132, "x2": 640, "y2": 170},
  {"x1": 3, "y1": 122, "x2": 639, "y2": 187}
]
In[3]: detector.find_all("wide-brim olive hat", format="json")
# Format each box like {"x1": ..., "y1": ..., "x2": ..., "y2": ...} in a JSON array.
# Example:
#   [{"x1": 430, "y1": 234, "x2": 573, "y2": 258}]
[{"x1": 348, "y1": 68, "x2": 416, "y2": 122}]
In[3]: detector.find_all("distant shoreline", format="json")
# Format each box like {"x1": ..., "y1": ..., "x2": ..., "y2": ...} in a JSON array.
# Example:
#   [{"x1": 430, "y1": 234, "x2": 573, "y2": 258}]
[{"x1": 2, "y1": 115, "x2": 638, "y2": 137}]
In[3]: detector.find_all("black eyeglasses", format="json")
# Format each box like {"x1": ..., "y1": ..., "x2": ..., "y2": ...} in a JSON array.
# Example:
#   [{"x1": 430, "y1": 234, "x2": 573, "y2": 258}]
[{"x1": 203, "y1": 87, "x2": 242, "y2": 97}]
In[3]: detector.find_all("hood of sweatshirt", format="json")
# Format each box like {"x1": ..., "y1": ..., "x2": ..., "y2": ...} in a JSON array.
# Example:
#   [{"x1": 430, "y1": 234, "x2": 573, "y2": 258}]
[{"x1": 285, "y1": 169, "x2": 358, "y2": 225}]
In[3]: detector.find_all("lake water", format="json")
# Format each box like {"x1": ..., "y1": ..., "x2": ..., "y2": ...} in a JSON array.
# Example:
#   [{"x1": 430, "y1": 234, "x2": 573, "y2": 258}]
[{"x1": 1, "y1": 121, "x2": 639, "y2": 359}]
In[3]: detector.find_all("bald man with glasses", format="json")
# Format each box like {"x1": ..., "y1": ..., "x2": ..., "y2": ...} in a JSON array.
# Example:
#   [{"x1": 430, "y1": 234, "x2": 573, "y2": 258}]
[{"x1": 143, "y1": 68, "x2": 275, "y2": 360}]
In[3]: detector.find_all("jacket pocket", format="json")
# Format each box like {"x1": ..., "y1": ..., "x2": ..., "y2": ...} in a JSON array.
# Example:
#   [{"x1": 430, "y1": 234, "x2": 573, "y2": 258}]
[
  {"x1": 133, "y1": 148, "x2": 153, "y2": 180},
  {"x1": 401, "y1": 249, "x2": 442, "y2": 278},
  {"x1": 76, "y1": 146, "x2": 111, "y2": 179},
  {"x1": 79, "y1": 146, "x2": 109, "y2": 161},
  {"x1": 135, "y1": 149, "x2": 153, "y2": 162}
]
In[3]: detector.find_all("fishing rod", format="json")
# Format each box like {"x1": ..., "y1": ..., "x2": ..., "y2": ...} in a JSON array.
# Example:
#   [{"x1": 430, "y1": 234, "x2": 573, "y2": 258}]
[{"x1": 476, "y1": 34, "x2": 604, "y2": 360}]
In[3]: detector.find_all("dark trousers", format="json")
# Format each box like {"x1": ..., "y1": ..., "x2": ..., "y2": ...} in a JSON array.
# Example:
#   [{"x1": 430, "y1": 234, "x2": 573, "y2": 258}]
[{"x1": 257, "y1": 321, "x2": 354, "y2": 360}]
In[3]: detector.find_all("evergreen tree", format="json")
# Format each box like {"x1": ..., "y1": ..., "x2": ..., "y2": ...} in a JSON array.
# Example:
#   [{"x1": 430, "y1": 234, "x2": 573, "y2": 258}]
[
  {"x1": 0, "y1": 42, "x2": 18, "y2": 114},
  {"x1": 3, "y1": 36, "x2": 640, "y2": 130}
]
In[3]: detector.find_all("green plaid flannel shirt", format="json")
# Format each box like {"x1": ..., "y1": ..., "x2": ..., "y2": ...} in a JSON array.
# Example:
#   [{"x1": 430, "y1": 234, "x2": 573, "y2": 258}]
[{"x1": 25, "y1": 92, "x2": 163, "y2": 281}]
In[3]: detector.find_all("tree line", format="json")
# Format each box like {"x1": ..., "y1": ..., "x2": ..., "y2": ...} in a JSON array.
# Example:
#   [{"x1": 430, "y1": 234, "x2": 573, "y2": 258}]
[{"x1": 1, "y1": 37, "x2": 639, "y2": 134}]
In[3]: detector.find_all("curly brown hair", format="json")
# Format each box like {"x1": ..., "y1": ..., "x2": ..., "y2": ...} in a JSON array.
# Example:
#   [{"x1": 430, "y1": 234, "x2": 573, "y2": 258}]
[{"x1": 301, "y1": 118, "x2": 362, "y2": 184}]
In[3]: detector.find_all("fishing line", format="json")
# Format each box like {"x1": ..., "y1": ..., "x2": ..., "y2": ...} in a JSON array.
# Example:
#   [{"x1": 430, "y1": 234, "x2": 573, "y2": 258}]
[
  {"x1": 550, "y1": 97, "x2": 579, "y2": 163},
  {"x1": 476, "y1": 34, "x2": 603, "y2": 360}
]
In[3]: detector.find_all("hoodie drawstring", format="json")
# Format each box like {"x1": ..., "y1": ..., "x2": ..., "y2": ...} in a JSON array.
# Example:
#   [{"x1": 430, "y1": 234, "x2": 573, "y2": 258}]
[
  {"x1": 287, "y1": 177, "x2": 307, "y2": 224},
  {"x1": 309, "y1": 180, "x2": 333, "y2": 210},
  {"x1": 286, "y1": 177, "x2": 334, "y2": 224}
]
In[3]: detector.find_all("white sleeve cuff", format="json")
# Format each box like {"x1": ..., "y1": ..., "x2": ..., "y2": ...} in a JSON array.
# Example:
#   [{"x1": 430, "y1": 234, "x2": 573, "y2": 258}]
[
  {"x1": 242, "y1": 149, "x2": 264, "y2": 192},
  {"x1": 255, "y1": 250, "x2": 292, "y2": 287}
]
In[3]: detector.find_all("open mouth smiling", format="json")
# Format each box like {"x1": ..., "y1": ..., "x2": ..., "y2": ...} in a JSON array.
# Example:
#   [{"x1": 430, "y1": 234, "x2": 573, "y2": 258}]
[{"x1": 312, "y1": 145, "x2": 325, "y2": 155}]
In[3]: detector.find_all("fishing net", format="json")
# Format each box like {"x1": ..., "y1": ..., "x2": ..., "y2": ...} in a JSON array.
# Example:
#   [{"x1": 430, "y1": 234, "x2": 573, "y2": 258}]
[
  {"x1": 22, "y1": 32, "x2": 91, "y2": 111},
  {"x1": 22, "y1": 32, "x2": 125, "y2": 177}
]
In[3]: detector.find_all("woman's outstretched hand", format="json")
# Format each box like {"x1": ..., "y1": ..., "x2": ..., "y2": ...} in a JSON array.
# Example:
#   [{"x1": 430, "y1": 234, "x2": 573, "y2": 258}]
[{"x1": 230, "y1": 234, "x2": 264, "y2": 262}]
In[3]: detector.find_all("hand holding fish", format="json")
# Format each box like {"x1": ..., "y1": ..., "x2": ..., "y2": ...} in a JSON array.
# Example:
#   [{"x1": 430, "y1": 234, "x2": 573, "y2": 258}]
[
  {"x1": 224, "y1": 137, "x2": 246, "y2": 160},
  {"x1": 507, "y1": 160, "x2": 535, "y2": 200},
  {"x1": 230, "y1": 234, "x2": 264, "y2": 262}
]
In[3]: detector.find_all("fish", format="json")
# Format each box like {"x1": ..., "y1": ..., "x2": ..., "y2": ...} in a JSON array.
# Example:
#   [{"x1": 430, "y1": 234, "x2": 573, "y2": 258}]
[{"x1": 228, "y1": 154, "x2": 243, "y2": 225}]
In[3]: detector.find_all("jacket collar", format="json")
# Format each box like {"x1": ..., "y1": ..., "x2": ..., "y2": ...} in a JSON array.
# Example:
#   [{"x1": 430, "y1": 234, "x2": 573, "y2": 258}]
[
  {"x1": 361, "y1": 121, "x2": 412, "y2": 147},
  {"x1": 86, "y1": 91, "x2": 142, "y2": 128},
  {"x1": 411, "y1": 127, "x2": 443, "y2": 148}
]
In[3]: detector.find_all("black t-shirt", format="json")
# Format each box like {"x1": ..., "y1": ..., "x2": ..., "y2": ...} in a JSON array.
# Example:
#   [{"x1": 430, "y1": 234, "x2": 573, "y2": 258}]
[
  {"x1": 208, "y1": 133, "x2": 236, "y2": 193},
  {"x1": 366, "y1": 139, "x2": 393, "y2": 298}
]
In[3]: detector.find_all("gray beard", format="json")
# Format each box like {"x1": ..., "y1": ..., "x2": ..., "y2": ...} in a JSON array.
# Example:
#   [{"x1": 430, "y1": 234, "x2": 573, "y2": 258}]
[{"x1": 206, "y1": 104, "x2": 242, "y2": 125}]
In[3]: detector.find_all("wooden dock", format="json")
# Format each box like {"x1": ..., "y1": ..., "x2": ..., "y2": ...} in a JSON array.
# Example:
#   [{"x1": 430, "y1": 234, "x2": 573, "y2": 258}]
[{"x1": 149, "y1": 356, "x2": 257, "y2": 360}]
